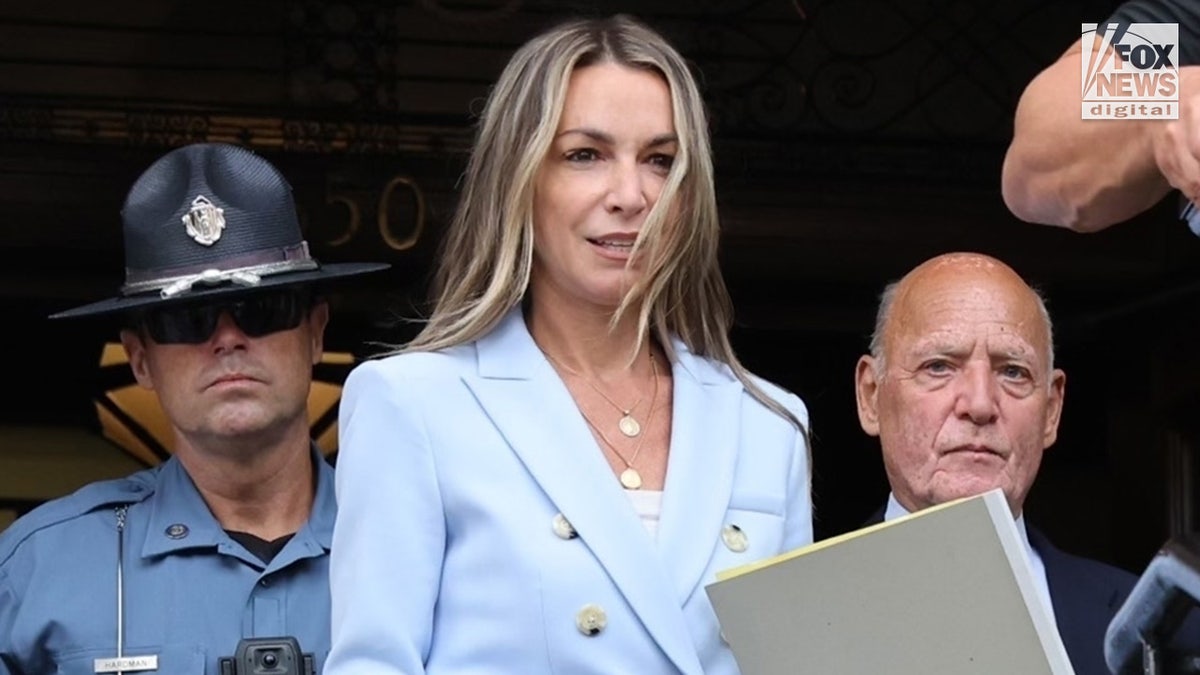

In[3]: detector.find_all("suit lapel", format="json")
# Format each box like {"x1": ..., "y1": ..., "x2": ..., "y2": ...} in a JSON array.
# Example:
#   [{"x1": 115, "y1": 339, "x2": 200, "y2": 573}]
[
  {"x1": 462, "y1": 310, "x2": 705, "y2": 675},
  {"x1": 1029, "y1": 526, "x2": 1125, "y2": 672},
  {"x1": 656, "y1": 345, "x2": 743, "y2": 603}
]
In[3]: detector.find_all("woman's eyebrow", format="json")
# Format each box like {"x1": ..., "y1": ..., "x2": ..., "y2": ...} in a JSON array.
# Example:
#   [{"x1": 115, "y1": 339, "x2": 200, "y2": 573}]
[{"x1": 556, "y1": 127, "x2": 613, "y2": 143}]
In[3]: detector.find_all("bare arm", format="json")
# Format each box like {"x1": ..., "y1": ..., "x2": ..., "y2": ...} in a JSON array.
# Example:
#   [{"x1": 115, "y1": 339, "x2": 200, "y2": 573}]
[{"x1": 1002, "y1": 37, "x2": 1200, "y2": 232}]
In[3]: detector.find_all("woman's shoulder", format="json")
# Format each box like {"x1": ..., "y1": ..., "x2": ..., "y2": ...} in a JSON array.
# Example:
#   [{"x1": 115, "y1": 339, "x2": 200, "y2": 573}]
[
  {"x1": 743, "y1": 371, "x2": 809, "y2": 421},
  {"x1": 348, "y1": 342, "x2": 476, "y2": 384},
  {"x1": 677, "y1": 347, "x2": 808, "y2": 424}
]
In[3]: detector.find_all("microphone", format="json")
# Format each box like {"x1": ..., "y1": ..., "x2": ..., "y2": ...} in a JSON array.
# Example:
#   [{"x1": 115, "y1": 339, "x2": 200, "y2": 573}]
[{"x1": 1105, "y1": 534, "x2": 1200, "y2": 674}]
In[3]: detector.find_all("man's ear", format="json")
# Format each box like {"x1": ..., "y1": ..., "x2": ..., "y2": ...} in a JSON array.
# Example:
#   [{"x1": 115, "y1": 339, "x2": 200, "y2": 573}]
[
  {"x1": 119, "y1": 328, "x2": 155, "y2": 391},
  {"x1": 855, "y1": 355, "x2": 882, "y2": 437},
  {"x1": 307, "y1": 300, "x2": 330, "y2": 366},
  {"x1": 1043, "y1": 368, "x2": 1066, "y2": 447}
]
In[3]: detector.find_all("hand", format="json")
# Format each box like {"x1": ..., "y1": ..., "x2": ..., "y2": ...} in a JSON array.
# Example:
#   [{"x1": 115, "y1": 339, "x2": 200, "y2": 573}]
[{"x1": 1152, "y1": 67, "x2": 1200, "y2": 204}]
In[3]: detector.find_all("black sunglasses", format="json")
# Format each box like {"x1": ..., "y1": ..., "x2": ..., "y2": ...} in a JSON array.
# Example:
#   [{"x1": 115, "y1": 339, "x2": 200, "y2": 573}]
[{"x1": 133, "y1": 288, "x2": 313, "y2": 345}]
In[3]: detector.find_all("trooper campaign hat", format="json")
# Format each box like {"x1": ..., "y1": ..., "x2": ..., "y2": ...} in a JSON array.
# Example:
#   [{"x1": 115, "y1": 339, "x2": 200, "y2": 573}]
[{"x1": 51, "y1": 142, "x2": 388, "y2": 319}]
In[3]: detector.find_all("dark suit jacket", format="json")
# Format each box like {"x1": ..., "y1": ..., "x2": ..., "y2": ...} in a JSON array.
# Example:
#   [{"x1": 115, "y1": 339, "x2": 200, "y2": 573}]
[
  {"x1": 864, "y1": 507, "x2": 1133, "y2": 675},
  {"x1": 1028, "y1": 527, "x2": 1136, "y2": 675}
]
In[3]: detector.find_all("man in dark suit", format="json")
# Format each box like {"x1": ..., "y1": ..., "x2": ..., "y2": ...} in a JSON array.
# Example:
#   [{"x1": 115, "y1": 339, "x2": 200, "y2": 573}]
[{"x1": 853, "y1": 251, "x2": 1138, "y2": 675}]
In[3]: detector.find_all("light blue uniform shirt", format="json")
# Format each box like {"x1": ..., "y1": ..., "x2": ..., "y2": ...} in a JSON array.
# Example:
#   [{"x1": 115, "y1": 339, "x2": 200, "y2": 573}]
[{"x1": 0, "y1": 450, "x2": 334, "y2": 675}]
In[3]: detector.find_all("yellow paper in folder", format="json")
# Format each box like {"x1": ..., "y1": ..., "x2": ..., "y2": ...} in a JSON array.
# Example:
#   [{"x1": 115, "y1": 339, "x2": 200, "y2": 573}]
[{"x1": 705, "y1": 488, "x2": 1075, "y2": 675}]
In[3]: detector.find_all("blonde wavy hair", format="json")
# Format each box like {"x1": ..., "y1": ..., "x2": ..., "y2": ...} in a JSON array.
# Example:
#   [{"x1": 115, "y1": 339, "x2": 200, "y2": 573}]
[{"x1": 399, "y1": 14, "x2": 803, "y2": 430}]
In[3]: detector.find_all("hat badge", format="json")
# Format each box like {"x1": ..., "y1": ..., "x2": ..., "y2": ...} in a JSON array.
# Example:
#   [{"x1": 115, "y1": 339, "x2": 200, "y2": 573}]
[{"x1": 182, "y1": 195, "x2": 225, "y2": 246}]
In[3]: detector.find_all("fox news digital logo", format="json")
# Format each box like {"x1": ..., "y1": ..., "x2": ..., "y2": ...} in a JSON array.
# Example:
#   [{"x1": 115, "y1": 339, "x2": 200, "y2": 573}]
[{"x1": 1081, "y1": 22, "x2": 1178, "y2": 119}]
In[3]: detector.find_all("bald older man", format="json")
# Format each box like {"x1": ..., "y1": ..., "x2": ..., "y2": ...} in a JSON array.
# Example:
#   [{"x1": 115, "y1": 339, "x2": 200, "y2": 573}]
[{"x1": 854, "y1": 252, "x2": 1128, "y2": 675}]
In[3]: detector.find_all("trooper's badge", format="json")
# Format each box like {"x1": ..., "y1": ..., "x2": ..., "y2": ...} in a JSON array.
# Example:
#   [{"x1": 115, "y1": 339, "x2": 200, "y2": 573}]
[{"x1": 182, "y1": 195, "x2": 225, "y2": 246}]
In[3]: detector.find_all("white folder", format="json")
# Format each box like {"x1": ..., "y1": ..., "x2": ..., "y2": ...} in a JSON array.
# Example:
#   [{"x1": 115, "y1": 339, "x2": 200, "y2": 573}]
[{"x1": 706, "y1": 488, "x2": 1075, "y2": 675}]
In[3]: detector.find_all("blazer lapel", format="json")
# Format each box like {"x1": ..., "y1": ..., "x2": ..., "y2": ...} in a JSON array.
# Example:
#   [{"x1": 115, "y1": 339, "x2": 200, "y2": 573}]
[
  {"x1": 462, "y1": 309, "x2": 705, "y2": 675},
  {"x1": 656, "y1": 344, "x2": 743, "y2": 603}
]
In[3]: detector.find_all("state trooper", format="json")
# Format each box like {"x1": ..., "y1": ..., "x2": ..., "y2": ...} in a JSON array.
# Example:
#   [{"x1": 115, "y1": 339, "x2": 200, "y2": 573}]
[{"x1": 0, "y1": 142, "x2": 387, "y2": 674}]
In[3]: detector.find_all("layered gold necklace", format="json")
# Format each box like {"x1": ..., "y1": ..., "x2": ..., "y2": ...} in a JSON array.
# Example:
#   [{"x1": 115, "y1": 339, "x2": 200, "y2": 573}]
[{"x1": 543, "y1": 348, "x2": 659, "y2": 489}]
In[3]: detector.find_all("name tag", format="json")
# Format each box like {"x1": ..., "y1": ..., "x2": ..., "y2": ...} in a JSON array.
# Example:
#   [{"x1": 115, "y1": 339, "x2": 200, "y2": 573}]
[{"x1": 93, "y1": 655, "x2": 158, "y2": 673}]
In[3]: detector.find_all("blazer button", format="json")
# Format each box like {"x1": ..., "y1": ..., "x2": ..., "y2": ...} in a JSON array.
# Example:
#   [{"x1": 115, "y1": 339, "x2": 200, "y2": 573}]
[
  {"x1": 722, "y1": 524, "x2": 748, "y2": 553},
  {"x1": 576, "y1": 604, "x2": 607, "y2": 636},
  {"x1": 552, "y1": 513, "x2": 577, "y2": 540}
]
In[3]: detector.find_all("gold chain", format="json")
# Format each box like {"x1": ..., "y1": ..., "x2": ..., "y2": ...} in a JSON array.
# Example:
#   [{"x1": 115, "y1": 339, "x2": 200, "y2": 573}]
[
  {"x1": 576, "y1": 353, "x2": 659, "y2": 471},
  {"x1": 542, "y1": 349, "x2": 652, "y2": 433},
  {"x1": 539, "y1": 343, "x2": 661, "y2": 488}
]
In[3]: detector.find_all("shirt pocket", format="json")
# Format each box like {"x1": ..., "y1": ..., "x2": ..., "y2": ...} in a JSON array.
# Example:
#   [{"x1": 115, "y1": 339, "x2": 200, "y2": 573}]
[{"x1": 54, "y1": 643, "x2": 206, "y2": 675}]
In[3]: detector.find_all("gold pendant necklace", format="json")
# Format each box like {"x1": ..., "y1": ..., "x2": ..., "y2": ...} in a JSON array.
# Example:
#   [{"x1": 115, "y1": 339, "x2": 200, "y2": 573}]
[
  {"x1": 618, "y1": 414, "x2": 641, "y2": 438},
  {"x1": 619, "y1": 467, "x2": 643, "y2": 490},
  {"x1": 573, "y1": 354, "x2": 660, "y2": 490},
  {"x1": 542, "y1": 350, "x2": 653, "y2": 438}
]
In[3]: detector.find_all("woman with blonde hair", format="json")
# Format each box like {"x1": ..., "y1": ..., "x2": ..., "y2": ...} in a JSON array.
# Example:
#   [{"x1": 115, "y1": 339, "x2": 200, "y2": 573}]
[{"x1": 327, "y1": 14, "x2": 812, "y2": 674}]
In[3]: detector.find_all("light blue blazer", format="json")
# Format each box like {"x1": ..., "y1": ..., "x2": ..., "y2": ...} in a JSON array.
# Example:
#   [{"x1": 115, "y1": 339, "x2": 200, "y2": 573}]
[{"x1": 327, "y1": 308, "x2": 812, "y2": 675}]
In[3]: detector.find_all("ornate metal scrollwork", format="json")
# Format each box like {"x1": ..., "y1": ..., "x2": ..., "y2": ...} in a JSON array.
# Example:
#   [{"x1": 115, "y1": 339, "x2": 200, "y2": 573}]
[{"x1": 127, "y1": 113, "x2": 209, "y2": 148}]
